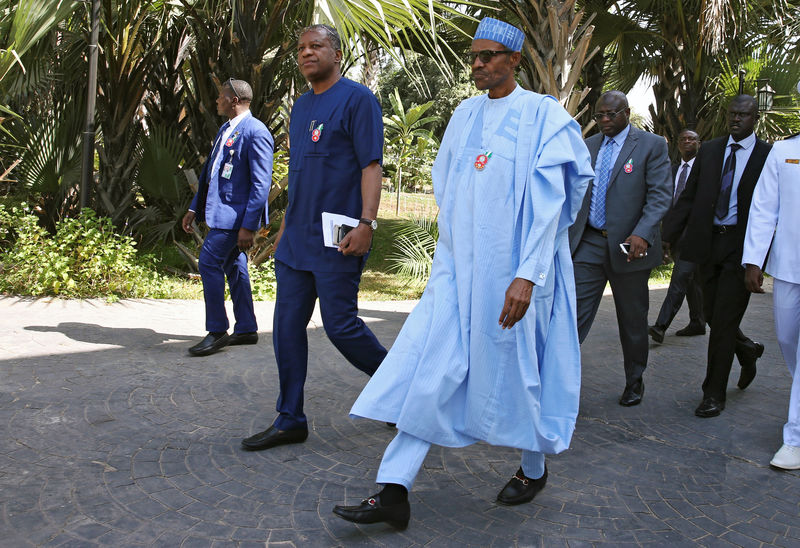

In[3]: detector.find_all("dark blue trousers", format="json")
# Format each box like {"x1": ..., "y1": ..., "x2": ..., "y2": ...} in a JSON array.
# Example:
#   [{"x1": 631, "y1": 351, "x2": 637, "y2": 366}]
[
  {"x1": 273, "y1": 259, "x2": 387, "y2": 431},
  {"x1": 198, "y1": 228, "x2": 257, "y2": 334}
]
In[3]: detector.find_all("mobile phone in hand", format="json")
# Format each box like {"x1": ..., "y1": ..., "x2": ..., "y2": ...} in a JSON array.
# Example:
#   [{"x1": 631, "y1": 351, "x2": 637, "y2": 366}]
[
  {"x1": 619, "y1": 242, "x2": 631, "y2": 255},
  {"x1": 333, "y1": 224, "x2": 354, "y2": 245}
]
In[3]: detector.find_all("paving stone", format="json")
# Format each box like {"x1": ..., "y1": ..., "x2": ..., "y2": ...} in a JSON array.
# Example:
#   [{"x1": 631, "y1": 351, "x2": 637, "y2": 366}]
[{"x1": 1, "y1": 294, "x2": 799, "y2": 546}]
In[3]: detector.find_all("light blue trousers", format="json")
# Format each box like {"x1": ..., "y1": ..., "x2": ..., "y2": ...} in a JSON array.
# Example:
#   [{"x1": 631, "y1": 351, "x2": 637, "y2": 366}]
[{"x1": 376, "y1": 431, "x2": 546, "y2": 491}]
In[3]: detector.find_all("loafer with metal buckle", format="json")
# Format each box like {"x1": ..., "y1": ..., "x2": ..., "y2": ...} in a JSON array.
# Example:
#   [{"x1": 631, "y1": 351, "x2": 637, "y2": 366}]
[{"x1": 496, "y1": 466, "x2": 548, "y2": 505}]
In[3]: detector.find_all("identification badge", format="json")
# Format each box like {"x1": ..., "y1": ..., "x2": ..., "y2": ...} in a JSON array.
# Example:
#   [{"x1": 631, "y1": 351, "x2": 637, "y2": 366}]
[
  {"x1": 221, "y1": 162, "x2": 233, "y2": 179},
  {"x1": 221, "y1": 150, "x2": 234, "y2": 179},
  {"x1": 311, "y1": 123, "x2": 324, "y2": 142},
  {"x1": 474, "y1": 150, "x2": 492, "y2": 171},
  {"x1": 225, "y1": 131, "x2": 239, "y2": 148},
  {"x1": 623, "y1": 158, "x2": 634, "y2": 173},
  {"x1": 786, "y1": 159, "x2": 799, "y2": 164}
]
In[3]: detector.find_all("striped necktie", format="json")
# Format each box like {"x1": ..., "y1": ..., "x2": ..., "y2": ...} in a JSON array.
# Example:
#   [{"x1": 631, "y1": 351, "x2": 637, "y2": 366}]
[
  {"x1": 589, "y1": 138, "x2": 615, "y2": 229},
  {"x1": 673, "y1": 163, "x2": 689, "y2": 205},
  {"x1": 715, "y1": 143, "x2": 741, "y2": 219}
]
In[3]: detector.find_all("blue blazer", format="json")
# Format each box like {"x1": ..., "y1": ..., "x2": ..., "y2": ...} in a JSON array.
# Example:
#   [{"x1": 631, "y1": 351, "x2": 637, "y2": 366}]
[{"x1": 191, "y1": 114, "x2": 274, "y2": 231}]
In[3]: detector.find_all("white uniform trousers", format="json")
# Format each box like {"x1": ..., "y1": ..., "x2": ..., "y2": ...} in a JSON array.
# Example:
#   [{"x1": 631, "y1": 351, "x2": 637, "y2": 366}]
[
  {"x1": 774, "y1": 278, "x2": 800, "y2": 446},
  {"x1": 376, "y1": 431, "x2": 546, "y2": 490}
]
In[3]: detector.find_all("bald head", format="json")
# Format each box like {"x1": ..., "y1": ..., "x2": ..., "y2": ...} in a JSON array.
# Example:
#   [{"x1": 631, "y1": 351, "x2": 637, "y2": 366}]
[{"x1": 594, "y1": 90, "x2": 631, "y2": 138}]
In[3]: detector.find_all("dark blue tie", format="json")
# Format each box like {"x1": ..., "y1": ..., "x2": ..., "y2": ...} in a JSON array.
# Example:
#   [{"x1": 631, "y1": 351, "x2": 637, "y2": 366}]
[
  {"x1": 715, "y1": 143, "x2": 741, "y2": 219},
  {"x1": 673, "y1": 163, "x2": 689, "y2": 205}
]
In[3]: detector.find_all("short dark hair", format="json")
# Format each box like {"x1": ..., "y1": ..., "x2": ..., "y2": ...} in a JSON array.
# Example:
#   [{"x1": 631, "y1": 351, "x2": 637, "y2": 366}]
[
  {"x1": 597, "y1": 90, "x2": 629, "y2": 108},
  {"x1": 299, "y1": 24, "x2": 341, "y2": 51},
  {"x1": 223, "y1": 78, "x2": 253, "y2": 103},
  {"x1": 729, "y1": 94, "x2": 758, "y2": 115}
]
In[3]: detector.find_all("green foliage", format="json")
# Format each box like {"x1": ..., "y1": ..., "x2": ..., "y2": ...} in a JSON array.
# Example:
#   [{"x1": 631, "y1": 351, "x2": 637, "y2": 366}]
[
  {"x1": 247, "y1": 257, "x2": 277, "y2": 301},
  {"x1": 0, "y1": 206, "x2": 172, "y2": 298},
  {"x1": 383, "y1": 87, "x2": 441, "y2": 211},
  {"x1": 377, "y1": 55, "x2": 476, "y2": 139},
  {"x1": 387, "y1": 215, "x2": 438, "y2": 283}
]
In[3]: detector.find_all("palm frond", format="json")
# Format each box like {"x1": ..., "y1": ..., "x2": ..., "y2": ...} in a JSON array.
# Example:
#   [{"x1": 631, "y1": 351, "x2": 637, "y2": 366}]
[{"x1": 387, "y1": 215, "x2": 438, "y2": 282}]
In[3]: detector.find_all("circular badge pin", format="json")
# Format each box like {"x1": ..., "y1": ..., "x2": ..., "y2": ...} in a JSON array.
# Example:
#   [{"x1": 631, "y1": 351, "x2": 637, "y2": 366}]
[
  {"x1": 474, "y1": 151, "x2": 492, "y2": 171},
  {"x1": 311, "y1": 123, "x2": 324, "y2": 143},
  {"x1": 623, "y1": 159, "x2": 633, "y2": 173}
]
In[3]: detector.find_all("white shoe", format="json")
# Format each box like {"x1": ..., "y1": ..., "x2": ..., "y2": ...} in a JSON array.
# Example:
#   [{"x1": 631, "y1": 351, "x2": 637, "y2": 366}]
[{"x1": 769, "y1": 444, "x2": 800, "y2": 470}]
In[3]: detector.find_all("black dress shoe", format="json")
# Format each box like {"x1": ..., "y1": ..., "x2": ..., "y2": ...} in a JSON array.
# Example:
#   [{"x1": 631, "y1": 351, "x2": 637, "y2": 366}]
[
  {"x1": 735, "y1": 341, "x2": 763, "y2": 390},
  {"x1": 619, "y1": 380, "x2": 644, "y2": 406},
  {"x1": 333, "y1": 493, "x2": 410, "y2": 529},
  {"x1": 241, "y1": 425, "x2": 308, "y2": 451},
  {"x1": 675, "y1": 323, "x2": 706, "y2": 336},
  {"x1": 228, "y1": 332, "x2": 258, "y2": 346},
  {"x1": 188, "y1": 332, "x2": 229, "y2": 356},
  {"x1": 695, "y1": 397, "x2": 725, "y2": 418},
  {"x1": 648, "y1": 325, "x2": 665, "y2": 343},
  {"x1": 496, "y1": 466, "x2": 547, "y2": 506}
]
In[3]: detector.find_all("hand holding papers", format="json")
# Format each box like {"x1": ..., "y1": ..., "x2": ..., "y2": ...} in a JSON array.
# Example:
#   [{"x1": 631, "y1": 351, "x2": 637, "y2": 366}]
[{"x1": 321, "y1": 212, "x2": 359, "y2": 248}]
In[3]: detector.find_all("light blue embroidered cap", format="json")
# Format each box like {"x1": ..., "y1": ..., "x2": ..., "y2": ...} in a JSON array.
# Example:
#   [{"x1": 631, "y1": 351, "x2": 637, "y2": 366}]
[{"x1": 474, "y1": 17, "x2": 525, "y2": 52}]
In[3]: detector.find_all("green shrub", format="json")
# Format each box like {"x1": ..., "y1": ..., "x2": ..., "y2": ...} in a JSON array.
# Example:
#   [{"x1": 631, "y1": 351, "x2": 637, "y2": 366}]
[
  {"x1": 247, "y1": 258, "x2": 277, "y2": 301},
  {"x1": 0, "y1": 205, "x2": 170, "y2": 299}
]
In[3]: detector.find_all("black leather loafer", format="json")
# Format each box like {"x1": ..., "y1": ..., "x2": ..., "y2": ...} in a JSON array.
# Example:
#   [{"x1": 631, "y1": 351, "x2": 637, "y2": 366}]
[
  {"x1": 619, "y1": 380, "x2": 644, "y2": 407},
  {"x1": 241, "y1": 425, "x2": 308, "y2": 451},
  {"x1": 648, "y1": 325, "x2": 665, "y2": 344},
  {"x1": 228, "y1": 332, "x2": 258, "y2": 346},
  {"x1": 497, "y1": 466, "x2": 548, "y2": 506},
  {"x1": 736, "y1": 341, "x2": 763, "y2": 390},
  {"x1": 188, "y1": 332, "x2": 229, "y2": 357},
  {"x1": 333, "y1": 493, "x2": 410, "y2": 529},
  {"x1": 695, "y1": 397, "x2": 725, "y2": 418},
  {"x1": 675, "y1": 323, "x2": 705, "y2": 336}
]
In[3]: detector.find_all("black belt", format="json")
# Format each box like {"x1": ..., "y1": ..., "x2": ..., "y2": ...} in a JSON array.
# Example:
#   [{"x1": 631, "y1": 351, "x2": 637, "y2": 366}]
[
  {"x1": 712, "y1": 224, "x2": 736, "y2": 234},
  {"x1": 586, "y1": 225, "x2": 608, "y2": 237}
]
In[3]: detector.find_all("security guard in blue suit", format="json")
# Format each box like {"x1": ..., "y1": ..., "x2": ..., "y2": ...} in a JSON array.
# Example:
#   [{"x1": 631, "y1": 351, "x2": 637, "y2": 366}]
[
  {"x1": 182, "y1": 79, "x2": 273, "y2": 357},
  {"x1": 241, "y1": 25, "x2": 387, "y2": 451}
]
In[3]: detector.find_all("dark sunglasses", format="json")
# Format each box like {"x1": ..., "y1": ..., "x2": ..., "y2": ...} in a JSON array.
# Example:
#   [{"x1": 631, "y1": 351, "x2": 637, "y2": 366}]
[
  {"x1": 466, "y1": 49, "x2": 514, "y2": 64},
  {"x1": 591, "y1": 108, "x2": 626, "y2": 121}
]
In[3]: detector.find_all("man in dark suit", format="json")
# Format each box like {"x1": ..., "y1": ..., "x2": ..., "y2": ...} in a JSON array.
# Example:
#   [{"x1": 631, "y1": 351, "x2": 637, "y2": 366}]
[
  {"x1": 182, "y1": 78, "x2": 273, "y2": 357},
  {"x1": 663, "y1": 95, "x2": 770, "y2": 417},
  {"x1": 569, "y1": 90, "x2": 672, "y2": 406},
  {"x1": 649, "y1": 129, "x2": 705, "y2": 342}
]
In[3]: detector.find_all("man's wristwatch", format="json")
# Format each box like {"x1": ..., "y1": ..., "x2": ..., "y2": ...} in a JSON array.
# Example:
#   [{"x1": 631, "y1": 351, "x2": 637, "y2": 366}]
[{"x1": 359, "y1": 218, "x2": 378, "y2": 231}]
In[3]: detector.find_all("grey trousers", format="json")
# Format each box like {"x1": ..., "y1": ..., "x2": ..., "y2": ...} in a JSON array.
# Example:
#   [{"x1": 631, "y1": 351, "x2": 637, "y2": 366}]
[{"x1": 573, "y1": 229, "x2": 651, "y2": 386}]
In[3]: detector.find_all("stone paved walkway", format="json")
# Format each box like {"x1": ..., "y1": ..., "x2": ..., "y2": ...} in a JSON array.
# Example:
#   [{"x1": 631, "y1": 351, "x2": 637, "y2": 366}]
[{"x1": 1, "y1": 285, "x2": 798, "y2": 547}]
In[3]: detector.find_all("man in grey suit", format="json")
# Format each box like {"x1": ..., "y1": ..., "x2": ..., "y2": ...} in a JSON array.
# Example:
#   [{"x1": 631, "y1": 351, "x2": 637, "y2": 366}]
[{"x1": 569, "y1": 90, "x2": 672, "y2": 406}]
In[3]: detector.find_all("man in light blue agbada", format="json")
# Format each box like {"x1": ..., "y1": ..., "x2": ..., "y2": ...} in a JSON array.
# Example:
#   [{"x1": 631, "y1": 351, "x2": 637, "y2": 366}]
[{"x1": 332, "y1": 17, "x2": 594, "y2": 529}]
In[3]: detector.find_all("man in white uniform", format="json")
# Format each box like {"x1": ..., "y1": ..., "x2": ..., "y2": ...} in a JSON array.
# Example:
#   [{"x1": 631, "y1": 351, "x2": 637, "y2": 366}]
[{"x1": 742, "y1": 85, "x2": 800, "y2": 469}]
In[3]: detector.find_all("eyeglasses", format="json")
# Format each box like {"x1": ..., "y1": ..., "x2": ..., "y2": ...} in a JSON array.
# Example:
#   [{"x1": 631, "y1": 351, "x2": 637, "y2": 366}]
[
  {"x1": 592, "y1": 109, "x2": 626, "y2": 121},
  {"x1": 227, "y1": 78, "x2": 240, "y2": 101},
  {"x1": 466, "y1": 49, "x2": 514, "y2": 64}
]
